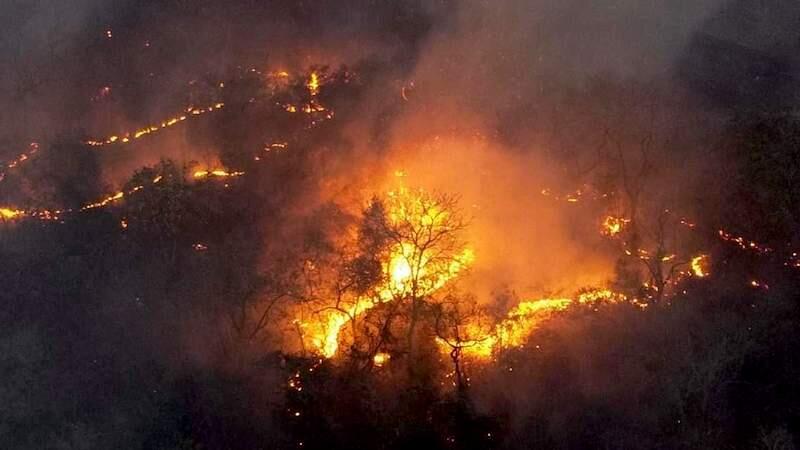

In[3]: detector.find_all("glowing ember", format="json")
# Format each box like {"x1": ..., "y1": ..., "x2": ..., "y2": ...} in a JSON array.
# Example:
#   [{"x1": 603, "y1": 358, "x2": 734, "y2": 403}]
[
  {"x1": 0, "y1": 142, "x2": 40, "y2": 181},
  {"x1": 0, "y1": 162, "x2": 244, "y2": 224},
  {"x1": 540, "y1": 185, "x2": 606, "y2": 203},
  {"x1": 690, "y1": 254, "x2": 710, "y2": 277},
  {"x1": 718, "y1": 229, "x2": 772, "y2": 254},
  {"x1": 193, "y1": 169, "x2": 245, "y2": 179},
  {"x1": 0, "y1": 208, "x2": 24, "y2": 220},
  {"x1": 85, "y1": 103, "x2": 224, "y2": 148},
  {"x1": 577, "y1": 288, "x2": 627, "y2": 305},
  {"x1": 307, "y1": 72, "x2": 320, "y2": 97},
  {"x1": 81, "y1": 191, "x2": 125, "y2": 210},
  {"x1": 373, "y1": 352, "x2": 390, "y2": 367},
  {"x1": 601, "y1": 215, "x2": 629, "y2": 236},
  {"x1": 265, "y1": 142, "x2": 288, "y2": 153}
]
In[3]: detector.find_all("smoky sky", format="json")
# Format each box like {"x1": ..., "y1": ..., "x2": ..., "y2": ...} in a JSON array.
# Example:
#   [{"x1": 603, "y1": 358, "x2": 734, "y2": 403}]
[
  {"x1": 4, "y1": 0, "x2": 800, "y2": 153},
  {"x1": 0, "y1": 0, "x2": 449, "y2": 151}
]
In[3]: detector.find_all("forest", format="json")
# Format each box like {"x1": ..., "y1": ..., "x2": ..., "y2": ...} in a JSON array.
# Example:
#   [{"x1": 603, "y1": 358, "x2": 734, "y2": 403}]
[{"x1": 1, "y1": 1, "x2": 800, "y2": 449}]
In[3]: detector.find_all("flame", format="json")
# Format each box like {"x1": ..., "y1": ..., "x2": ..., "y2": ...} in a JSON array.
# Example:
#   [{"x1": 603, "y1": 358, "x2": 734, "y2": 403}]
[
  {"x1": 307, "y1": 72, "x2": 320, "y2": 97},
  {"x1": 494, "y1": 298, "x2": 572, "y2": 346},
  {"x1": 0, "y1": 208, "x2": 24, "y2": 220},
  {"x1": 279, "y1": 71, "x2": 329, "y2": 116},
  {"x1": 438, "y1": 298, "x2": 572, "y2": 359},
  {"x1": 301, "y1": 187, "x2": 474, "y2": 358},
  {"x1": 4, "y1": 162, "x2": 243, "y2": 223},
  {"x1": 540, "y1": 184, "x2": 606, "y2": 203},
  {"x1": 85, "y1": 103, "x2": 224, "y2": 147},
  {"x1": 690, "y1": 254, "x2": 710, "y2": 277},
  {"x1": 193, "y1": 169, "x2": 245, "y2": 179},
  {"x1": 601, "y1": 215, "x2": 629, "y2": 236},
  {"x1": 718, "y1": 229, "x2": 772, "y2": 254},
  {"x1": 373, "y1": 352, "x2": 390, "y2": 367},
  {"x1": 81, "y1": 191, "x2": 125, "y2": 210},
  {"x1": 0, "y1": 142, "x2": 40, "y2": 181},
  {"x1": 310, "y1": 298, "x2": 377, "y2": 358},
  {"x1": 381, "y1": 241, "x2": 474, "y2": 299},
  {"x1": 448, "y1": 289, "x2": 628, "y2": 359},
  {"x1": 0, "y1": 71, "x2": 334, "y2": 224},
  {"x1": 308, "y1": 243, "x2": 474, "y2": 358},
  {"x1": 576, "y1": 288, "x2": 627, "y2": 305}
]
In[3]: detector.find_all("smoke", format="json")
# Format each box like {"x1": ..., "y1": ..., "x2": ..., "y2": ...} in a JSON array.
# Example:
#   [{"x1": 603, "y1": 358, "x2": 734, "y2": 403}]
[
  {"x1": 0, "y1": 0, "x2": 449, "y2": 177},
  {"x1": 0, "y1": 0, "x2": 755, "y2": 315},
  {"x1": 325, "y1": 0, "x2": 728, "y2": 300},
  {"x1": 404, "y1": 0, "x2": 726, "y2": 111},
  {"x1": 0, "y1": 0, "x2": 781, "y2": 368},
  {"x1": 4, "y1": 1, "x2": 800, "y2": 447}
]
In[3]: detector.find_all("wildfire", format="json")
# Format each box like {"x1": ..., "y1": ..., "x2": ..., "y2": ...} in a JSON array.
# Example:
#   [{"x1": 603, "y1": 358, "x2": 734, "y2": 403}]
[
  {"x1": 306, "y1": 245, "x2": 473, "y2": 359},
  {"x1": 577, "y1": 288, "x2": 627, "y2": 305},
  {"x1": 85, "y1": 102, "x2": 224, "y2": 147},
  {"x1": 305, "y1": 298, "x2": 377, "y2": 358},
  {"x1": 82, "y1": 69, "x2": 329, "y2": 149},
  {"x1": 493, "y1": 298, "x2": 572, "y2": 347},
  {"x1": 382, "y1": 242, "x2": 474, "y2": 299},
  {"x1": 0, "y1": 208, "x2": 24, "y2": 220},
  {"x1": 192, "y1": 169, "x2": 245, "y2": 179},
  {"x1": 0, "y1": 207, "x2": 67, "y2": 222},
  {"x1": 718, "y1": 229, "x2": 772, "y2": 254},
  {"x1": 601, "y1": 215, "x2": 629, "y2": 236},
  {"x1": 540, "y1": 185, "x2": 607, "y2": 203},
  {"x1": 81, "y1": 191, "x2": 125, "y2": 210},
  {"x1": 299, "y1": 187, "x2": 474, "y2": 358},
  {"x1": 295, "y1": 180, "x2": 673, "y2": 362},
  {"x1": 307, "y1": 72, "x2": 320, "y2": 97},
  {"x1": 1, "y1": 162, "x2": 244, "y2": 223},
  {"x1": 0, "y1": 142, "x2": 40, "y2": 182},
  {"x1": 373, "y1": 352, "x2": 390, "y2": 368},
  {"x1": 280, "y1": 71, "x2": 329, "y2": 116},
  {"x1": 690, "y1": 254, "x2": 710, "y2": 277},
  {"x1": 452, "y1": 288, "x2": 628, "y2": 359},
  {"x1": 5, "y1": 58, "x2": 783, "y2": 388}
]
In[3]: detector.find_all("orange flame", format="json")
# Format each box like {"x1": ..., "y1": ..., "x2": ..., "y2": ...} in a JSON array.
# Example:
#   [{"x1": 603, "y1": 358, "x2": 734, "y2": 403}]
[{"x1": 690, "y1": 254, "x2": 710, "y2": 277}]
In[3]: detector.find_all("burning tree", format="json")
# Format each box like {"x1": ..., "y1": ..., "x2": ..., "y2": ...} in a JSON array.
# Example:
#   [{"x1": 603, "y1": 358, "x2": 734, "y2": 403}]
[
  {"x1": 379, "y1": 188, "x2": 472, "y2": 360},
  {"x1": 293, "y1": 187, "x2": 474, "y2": 373}
]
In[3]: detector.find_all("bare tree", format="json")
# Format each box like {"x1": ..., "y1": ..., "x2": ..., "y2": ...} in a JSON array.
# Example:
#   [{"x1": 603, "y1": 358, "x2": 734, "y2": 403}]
[{"x1": 434, "y1": 292, "x2": 493, "y2": 396}]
